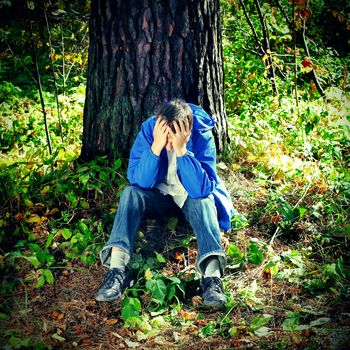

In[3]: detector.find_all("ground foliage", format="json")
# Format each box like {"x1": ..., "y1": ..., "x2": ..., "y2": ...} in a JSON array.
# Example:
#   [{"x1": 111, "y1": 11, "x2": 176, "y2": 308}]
[{"x1": 0, "y1": 0, "x2": 349, "y2": 349}]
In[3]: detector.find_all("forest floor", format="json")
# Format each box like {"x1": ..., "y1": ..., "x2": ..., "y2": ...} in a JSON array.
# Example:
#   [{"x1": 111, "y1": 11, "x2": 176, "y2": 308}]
[{"x1": 1, "y1": 170, "x2": 349, "y2": 350}]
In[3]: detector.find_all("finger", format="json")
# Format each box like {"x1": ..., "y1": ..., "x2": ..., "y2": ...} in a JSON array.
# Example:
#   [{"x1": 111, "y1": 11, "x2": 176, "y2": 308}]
[
  {"x1": 184, "y1": 118, "x2": 190, "y2": 133},
  {"x1": 159, "y1": 119, "x2": 168, "y2": 129},
  {"x1": 155, "y1": 117, "x2": 161, "y2": 128},
  {"x1": 167, "y1": 125, "x2": 175, "y2": 137},
  {"x1": 160, "y1": 120, "x2": 169, "y2": 132},
  {"x1": 173, "y1": 120, "x2": 181, "y2": 134},
  {"x1": 180, "y1": 119, "x2": 187, "y2": 134}
]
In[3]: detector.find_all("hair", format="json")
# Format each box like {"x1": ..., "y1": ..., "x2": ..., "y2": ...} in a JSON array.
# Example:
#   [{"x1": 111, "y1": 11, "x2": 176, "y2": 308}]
[{"x1": 157, "y1": 99, "x2": 193, "y2": 133}]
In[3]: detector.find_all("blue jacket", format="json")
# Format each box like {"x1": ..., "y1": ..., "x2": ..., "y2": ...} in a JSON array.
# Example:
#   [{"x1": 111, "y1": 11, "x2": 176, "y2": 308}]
[{"x1": 127, "y1": 103, "x2": 234, "y2": 231}]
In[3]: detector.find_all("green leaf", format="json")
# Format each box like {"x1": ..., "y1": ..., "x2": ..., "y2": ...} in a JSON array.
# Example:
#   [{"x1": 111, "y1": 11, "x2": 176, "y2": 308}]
[
  {"x1": 66, "y1": 192, "x2": 78, "y2": 208},
  {"x1": 46, "y1": 233, "x2": 54, "y2": 248},
  {"x1": 77, "y1": 166, "x2": 90, "y2": 173},
  {"x1": 150, "y1": 315, "x2": 168, "y2": 329},
  {"x1": 229, "y1": 326, "x2": 239, "y2": 337},
  {"x1": 156, "y1": 252, "x2": 166, "y2": 263},
  {"x1": 0, "y1": 313, "x2": 9, "y2": 319},
  {"x1": 99, "y1": 171, "x2": 109, "y2": 183},
  {"x1": 79, "y1": 200, "x2": 90, "y2": 209},
  {"x1": 23, "y1": 255, "x2": 41, "y2": 268},
  {"x1": 27, "y1": 0, "x2": 35, "y2": 10},
  {"x1": 146, "y1": 278, "x2": 167, "y2": 303},
  {"x1": 294, "y1": 207, "x2": 307, "y2": 219},
  {"x1": 282, "y1": 313, "x2": 300, "y2": 332},
  {"x1": 121, "y1": 297, "x2": 142, "y2": 321},
  {"x1": 79, "y1": 221, "x2": 89, "y2": 235},
  {"x1": 35, "y1": 275, "x2": 45, "y2": 288},
  {"x1": 264, "y1": 261, "x2": 279, "y2": 276},
  {"x1": 79, "y1": 173, "x2": 90, "y2": 186},
  {"x1": 249, "y1": 314, "x2": 272, "y2": 331},
  {"x1": 254, "y1": 326, "x2": 272, "y2": 337},
  {"x1": 167, "y1": 284, "x2": 176, "y2": 301},
  {"x1": 28, "y1": 243, "x2": 41, "y2": 253},
  {"x1": 36, "y1": 250, "x2": 48, "y2": 264},
  {"x1": 61, "y1": 228, "x2": 72, "y2": 240},
  {"x1": 247, "y1": 244, "x2": 264, "y2": 265},
  {"x1": 114, "y1": 159, "x2": 122, "y2": 170},
  {"x1": 227, "y1": 243, "x2": 243, "y2": 260},
  {"x1": 279, "y1": 201, "x2": 294, "y2": 221},
  {"x1": 43, "y1": 269, "x2": 54, "y2": 285},
  {"x1": 309, "y1": 317, "x2": 330, "y2": 327}
]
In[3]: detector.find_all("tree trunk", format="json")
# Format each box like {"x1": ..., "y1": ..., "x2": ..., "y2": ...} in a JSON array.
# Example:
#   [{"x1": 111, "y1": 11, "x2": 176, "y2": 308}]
[{"x1": 80, "y1": 0, "x2": 227, "y2": 161}]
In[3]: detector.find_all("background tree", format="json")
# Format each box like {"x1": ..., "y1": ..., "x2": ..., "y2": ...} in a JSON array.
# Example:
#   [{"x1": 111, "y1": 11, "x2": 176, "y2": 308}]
[{"x1": 80, "y1": 0, "x2": 228, "y2": 161}]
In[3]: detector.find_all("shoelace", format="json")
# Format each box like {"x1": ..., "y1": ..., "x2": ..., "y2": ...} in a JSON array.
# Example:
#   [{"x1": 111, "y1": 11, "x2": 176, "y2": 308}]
[
  {"x1": 103, "y1": 269, "x2": 124, "y2": 289},
  {"x1": 203, "y1": 277, "x2": 223, "y2": 293}
]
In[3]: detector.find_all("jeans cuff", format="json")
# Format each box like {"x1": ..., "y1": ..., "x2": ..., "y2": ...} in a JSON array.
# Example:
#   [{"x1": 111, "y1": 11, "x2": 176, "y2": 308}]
[
  {"x1": 99, "y1": 244, "x2": 130, "y2": 268},
  {"x1": 196, "y1": 251, "x2": 227, "y2": 276}
]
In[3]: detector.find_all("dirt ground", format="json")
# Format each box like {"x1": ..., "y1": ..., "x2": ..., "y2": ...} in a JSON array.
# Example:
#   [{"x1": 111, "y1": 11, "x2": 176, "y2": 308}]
[{"x1": 1, "y1": 172, "x2": 349, "y2": 349}]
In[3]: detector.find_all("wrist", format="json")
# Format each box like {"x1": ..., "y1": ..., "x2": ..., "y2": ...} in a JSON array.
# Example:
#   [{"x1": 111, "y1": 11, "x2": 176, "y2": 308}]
[
  {"x1": 151, "y1": 143, "x2": 162, "y2": 156},
  {"x1": 175, "y1": 147, "x2": 187, "y2": 157}
]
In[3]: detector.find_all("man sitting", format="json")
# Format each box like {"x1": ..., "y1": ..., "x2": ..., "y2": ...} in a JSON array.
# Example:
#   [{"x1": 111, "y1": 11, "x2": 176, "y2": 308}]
[{"x1": 96, "y1": 100, "x2": 234, "y2": 308}]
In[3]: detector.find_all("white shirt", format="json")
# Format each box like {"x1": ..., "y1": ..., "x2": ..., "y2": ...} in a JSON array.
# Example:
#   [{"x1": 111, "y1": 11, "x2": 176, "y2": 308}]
[{"x1": 156, "y1": 150, "x2": 188, "y2": 207}]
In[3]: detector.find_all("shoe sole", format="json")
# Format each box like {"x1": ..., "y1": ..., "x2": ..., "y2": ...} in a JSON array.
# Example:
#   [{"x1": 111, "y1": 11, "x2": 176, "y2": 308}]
[{"x1": 202, "y1": 300, "x2": 227, "y2": 309}]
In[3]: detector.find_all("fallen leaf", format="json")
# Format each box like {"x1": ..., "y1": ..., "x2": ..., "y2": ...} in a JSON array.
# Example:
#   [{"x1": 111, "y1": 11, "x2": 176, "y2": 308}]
[
  {"x1": 191, "y1": 296, "x2": 203, "y2": 307},
  {"x1": 179, "y1": 309, "x2": 198, "y2": 321},
  {"x1": 52, "y1": 333, "x2": 65, "y2": 342},
  {"x1": 50, "y1": 311, "x2": 64, "y2": 320},
  {"x1": 175, "y1": 252, "x2": 184, "y2": 262},
  {"x1": 81, "y1": 338, "x2": 91, "y2": 345},
  {"x1": 106, "y1": 319, "x2": 118, "y2": 325}
]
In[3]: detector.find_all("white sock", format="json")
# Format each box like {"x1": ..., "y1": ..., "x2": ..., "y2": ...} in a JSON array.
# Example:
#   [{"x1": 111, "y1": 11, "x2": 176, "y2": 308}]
[
  {"x1": 204, "y1": 256, "x2": 221, "y2": 278},
  {"x1": 110, "y1": 249, "x2": 130, "y2": 270}
]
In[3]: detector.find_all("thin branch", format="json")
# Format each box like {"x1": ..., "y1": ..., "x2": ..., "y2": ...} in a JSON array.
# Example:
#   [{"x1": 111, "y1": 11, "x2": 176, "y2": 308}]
[
  {"x1": 28, "y1": 4, "x2": 52, "y2": 155},
  {"x1": 242, "y1": 46, "x2": 262, "y2": 57},
  {"x1": 292, "y1": 0, "x2": 300, "y2": 117},
  {"x1": 238, "y1": 0, "x2": 263, "y2": 50},
  {"x1": 275, "y1": 0, "x2": 292, "y2": 28},
  {"x1": 61, "y1": 23, "x2": 66, "y2": 96},
  {"x1": 277, "y1": 0, "x2": 324, "y2": 96},
  {"x1": 302, "y1": 20, "x2": 324, "y2": 96},
  {"x1": 44, "y1": 5, "x2": 64, "y2": 143},
  {"x1": 254, "y1": 0, "x2": 278, "y2": 95}
]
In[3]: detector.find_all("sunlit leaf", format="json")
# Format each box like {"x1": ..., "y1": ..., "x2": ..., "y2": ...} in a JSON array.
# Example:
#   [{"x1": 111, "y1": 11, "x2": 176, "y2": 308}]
[
  {"x1": 145, "y1": 268, "x2": 153, "y2": 281},
  {"x1": 179, "y1": 309, "x2": 198, "y2": 321},
  {"x1": 250, "y1": 314, "x2": 272, "y2": 331},
  {"x1": 43, "y1": 269, "x2": 54, "y2": 285},
  {"x1": 146, "y1": 279, "x2": 167, "y2": 303},
  {"x1": 60, "y1": 228, "x2": 72, "y2": 240},
  {"x1": 121, "y1": 297, "x2": 141, "y2": 321},
  {"x1": 247, "y1": 244, "x2": 264, "y2": 265},
  {"x1": 254, "y1": 326, "x2": 272, "y2": 337},
  {"x1": 35, "y1": 275, "x2": 45, "y2": 288}
]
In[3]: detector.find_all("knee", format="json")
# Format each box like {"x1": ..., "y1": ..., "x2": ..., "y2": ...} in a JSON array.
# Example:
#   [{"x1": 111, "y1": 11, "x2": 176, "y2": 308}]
[
  {"x1": 186, "y1": 196, "x2": 215, "y2": 212},
  {"x1": 120, "y1": 186, "x2": 144, "y2": 205}
]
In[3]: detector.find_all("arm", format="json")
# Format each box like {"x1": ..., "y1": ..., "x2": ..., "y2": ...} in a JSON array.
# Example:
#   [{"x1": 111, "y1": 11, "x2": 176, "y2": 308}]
[
  {"x1": 176, "y1": 131, "x2": 218, "y2": 198},
  {"x1": 127, "y1": 120, "x2": 163, "y2": 188}
]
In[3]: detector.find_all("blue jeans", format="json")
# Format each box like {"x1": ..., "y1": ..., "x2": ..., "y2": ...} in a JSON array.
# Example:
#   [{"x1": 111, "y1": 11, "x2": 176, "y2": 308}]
[{"x1": 100, "y1": 186, "x2": 226, "y2": 275}]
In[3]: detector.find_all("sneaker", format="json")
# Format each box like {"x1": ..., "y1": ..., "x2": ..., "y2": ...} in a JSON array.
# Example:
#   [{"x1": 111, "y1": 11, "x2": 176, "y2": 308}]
[
  {"x1": 95, "y1": 268, "x2": 128, "y2": 302},
  {"x1": 201, "y1": 277, "x2": 227, "y2": 308}
]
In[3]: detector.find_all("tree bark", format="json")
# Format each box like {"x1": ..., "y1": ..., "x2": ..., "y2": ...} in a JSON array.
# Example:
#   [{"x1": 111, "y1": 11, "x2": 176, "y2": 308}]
[{"x1": 80, "y1": 0, "x2": 227, "y2": 161}]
